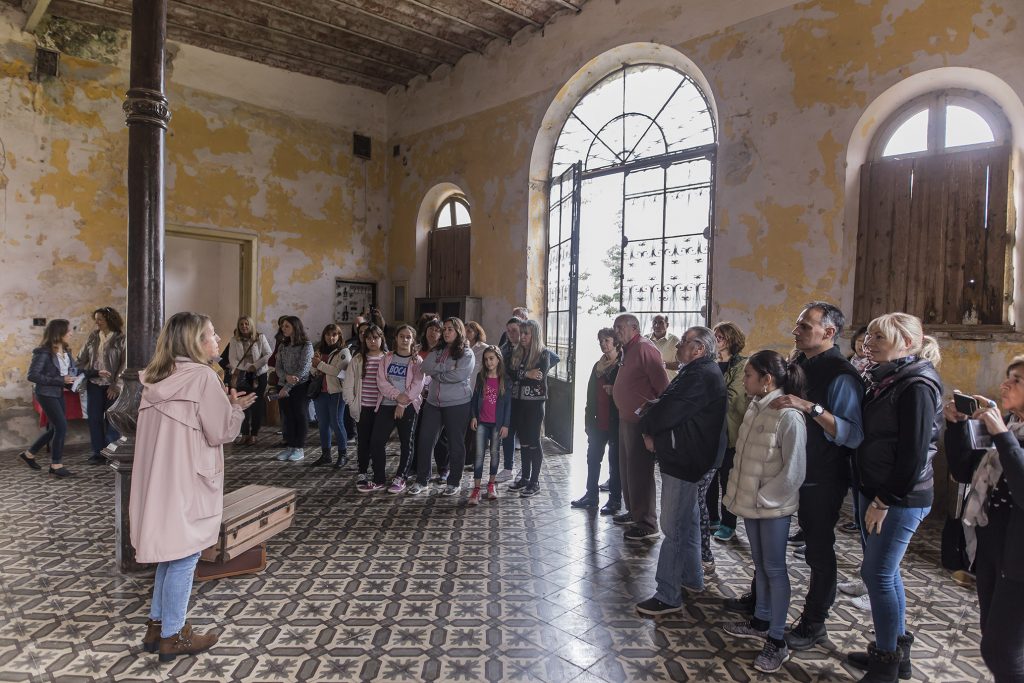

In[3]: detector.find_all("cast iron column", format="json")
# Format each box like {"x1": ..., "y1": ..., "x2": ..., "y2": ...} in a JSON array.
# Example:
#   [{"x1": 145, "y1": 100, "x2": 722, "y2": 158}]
[{"x1": 103, "y1": 0, "x2": 169, "y2": 574}]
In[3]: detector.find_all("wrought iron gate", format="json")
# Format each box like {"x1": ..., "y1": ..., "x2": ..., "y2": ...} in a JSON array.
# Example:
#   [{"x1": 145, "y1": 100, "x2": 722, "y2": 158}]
[{"x1": 543, "y1": 163, "x2": 581, "y2": 453}]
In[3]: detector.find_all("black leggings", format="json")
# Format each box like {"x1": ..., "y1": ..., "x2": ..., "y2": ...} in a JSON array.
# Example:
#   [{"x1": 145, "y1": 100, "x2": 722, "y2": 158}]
[
  {"x1": 975, "y1": 525, "x2": 1024, "y2": 682},
  {"x1": 415, "y1": 402, "x2": 471, "y2": 486},
  {"x1": 706, "y1": 447, "x2": 737, "y2": 528},
  {"x1": 371, "y1": 404, "x2": 418, "y2": 480},
  {"x1": 357, "y1": 406, "x2": 380, "y2": 481},
  {"x1": 241, "y1": 373, "x2": 268, "y2": 436},
  {"x1": 279, "y1": 382, "x2": 309, "y2": 448},
  {"x1": 512, "y1": 399, "x2": 545, "y2": 484}
]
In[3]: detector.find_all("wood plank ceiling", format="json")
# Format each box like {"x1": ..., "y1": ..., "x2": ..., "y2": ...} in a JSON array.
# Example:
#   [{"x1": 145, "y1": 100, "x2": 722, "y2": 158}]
[{"x1": 26, "y1": 0, "x2": 587, "y2": 91}]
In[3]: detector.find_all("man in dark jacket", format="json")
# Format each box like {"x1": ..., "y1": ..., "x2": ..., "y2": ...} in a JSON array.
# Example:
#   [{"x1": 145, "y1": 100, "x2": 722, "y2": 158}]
[{"x1": 634, "y1": 326, "x2": 727, "y2": 616}]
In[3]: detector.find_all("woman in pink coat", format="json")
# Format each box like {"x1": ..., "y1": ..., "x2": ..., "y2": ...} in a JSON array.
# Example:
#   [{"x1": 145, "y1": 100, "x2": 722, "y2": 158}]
[{"x1": 130, "y1": 312, "x2": 255, "y2": 662}]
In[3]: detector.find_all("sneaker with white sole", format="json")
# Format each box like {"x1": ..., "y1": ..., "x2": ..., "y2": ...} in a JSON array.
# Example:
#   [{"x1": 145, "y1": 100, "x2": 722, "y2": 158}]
[
  {"x1": 635, "y1": 596, "x2": 682, "y2": 616},
  {"x1": 442, "y1": 484, "x2": 460, "y2": 497},
  {"x1": 275, "y1": 449, "x2": 292, "y2": 461},
  {"x1": 387, "y1": 477, "x2": 406, "y2": 494},
  {"x1": 850, "y1": 593, "x2": 872, "y2": 611},
  {"x1": 713, "y1": 525, "x2": 736, "y2": 542},
  {"x1": 406, "y1": 482, "x2": 428, "y2": 495},
  {"x1": 754, "y1": 640, "x2": 790, "y2": 673},
  {"x1": 494, "y1": 469, "x2": 514, "y2": 483},
  {"x1": 624, "y1": 526, "x2": 661, "y2": 542},
  {"x1": 287, "y1": 448, "x2": 304, "y2": 462},
  {"x1": 838, "y1": 579, "x2": 869, "y2": 597},
  {"x1": 357, "y1": 480, "x2": 383, "y2": 493},
  {"x1": 723, "y1": 620, "x2": 769, "y2": 642},
  {"x1": 485, "y1": 482, "x2": 498, "y2": 500}
]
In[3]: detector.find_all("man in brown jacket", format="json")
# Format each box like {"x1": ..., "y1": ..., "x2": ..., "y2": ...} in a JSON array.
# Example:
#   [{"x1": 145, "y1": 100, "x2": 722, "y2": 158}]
[{"x1": 612, "y1": 314, "x2": 670, "y2": 540}]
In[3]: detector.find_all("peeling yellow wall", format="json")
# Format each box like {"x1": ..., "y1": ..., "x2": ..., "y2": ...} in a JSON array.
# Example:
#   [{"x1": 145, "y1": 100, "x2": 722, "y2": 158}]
[
  {"x1": 0, "y1": 9, "x2": 387, "y2": 449},
  {"x1": 387, "y1": 0, "x2": 1024, "y2": 383}
]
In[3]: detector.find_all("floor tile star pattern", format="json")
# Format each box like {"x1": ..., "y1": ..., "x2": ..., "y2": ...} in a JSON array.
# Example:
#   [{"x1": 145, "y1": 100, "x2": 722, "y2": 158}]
[{"x1": 0, "y1": 433, "x2": 989, "y2": 681}]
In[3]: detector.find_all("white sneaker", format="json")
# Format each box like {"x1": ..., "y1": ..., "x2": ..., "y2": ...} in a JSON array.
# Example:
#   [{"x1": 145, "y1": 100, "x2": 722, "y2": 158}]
[
  {"x1": 838, "y1": 579, "x2": 869, "y2": 597},
  {"x1": 275, "y1": 449, "x2": 292, "y2": 461},
  {"x1": 850, "y1": 593, "x2": 872, "y2": 611},
  {"x1": 287, "y1": 448, "x2": 304, "y2": 462},
  {"x1": 494, "y1": 469, "x2": 514, "y2": 483}
]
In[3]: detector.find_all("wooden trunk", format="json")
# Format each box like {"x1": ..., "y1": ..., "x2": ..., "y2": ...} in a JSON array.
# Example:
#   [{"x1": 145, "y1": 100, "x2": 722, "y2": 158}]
[
  {"x1": 201, "y1": 484, "x2": 296, "y2": 563},
  {"x1": 195, "y1": 544, "x2": 267, "y2": 581}
]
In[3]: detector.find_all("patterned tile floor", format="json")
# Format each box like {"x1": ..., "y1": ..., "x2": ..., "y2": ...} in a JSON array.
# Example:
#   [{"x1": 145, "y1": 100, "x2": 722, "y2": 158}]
[{"x1": 0, "y1": 433, "x2": 990, "y2": 682}]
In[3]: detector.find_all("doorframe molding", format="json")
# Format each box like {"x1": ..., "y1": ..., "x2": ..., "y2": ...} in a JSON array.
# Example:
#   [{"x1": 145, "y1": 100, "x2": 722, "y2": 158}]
[{"x1": 166, "y1": 224, "x2": 258, "y2": 318}]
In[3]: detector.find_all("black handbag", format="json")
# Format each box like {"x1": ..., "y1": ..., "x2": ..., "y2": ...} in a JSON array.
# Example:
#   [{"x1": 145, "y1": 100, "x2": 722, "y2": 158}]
[{"x1": 306, "y1": 377, "x2": 323, "y2": 400}]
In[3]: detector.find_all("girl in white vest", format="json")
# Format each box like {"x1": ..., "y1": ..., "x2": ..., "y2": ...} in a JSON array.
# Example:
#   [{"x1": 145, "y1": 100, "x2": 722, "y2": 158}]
[{"x1": 722, "y1": 350, "x2": 808, "y2": 674}]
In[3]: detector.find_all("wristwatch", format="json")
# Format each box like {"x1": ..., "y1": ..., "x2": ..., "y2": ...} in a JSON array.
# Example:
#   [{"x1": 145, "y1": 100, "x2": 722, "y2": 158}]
[{"x1": 808, "y1": 403, "x2": 825, "y2": 418}]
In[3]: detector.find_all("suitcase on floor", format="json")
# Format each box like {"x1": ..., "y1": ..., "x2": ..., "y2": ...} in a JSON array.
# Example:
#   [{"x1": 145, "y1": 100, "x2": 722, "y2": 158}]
[
  {"x1": 195, "y1": 544, "x2": 267, "y2": 581},
  {"x1": 200, "y1": 484, "x2": 296, "y2": 564}
]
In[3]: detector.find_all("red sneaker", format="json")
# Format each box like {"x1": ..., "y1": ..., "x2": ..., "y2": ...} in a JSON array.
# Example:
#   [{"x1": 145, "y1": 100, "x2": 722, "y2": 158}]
[
  {"x1": 486, "y1": 482, "x2": 498, "y2": 500},
  {"x1": 468, "y1": 486, "x2": 481, "y2": 505}
]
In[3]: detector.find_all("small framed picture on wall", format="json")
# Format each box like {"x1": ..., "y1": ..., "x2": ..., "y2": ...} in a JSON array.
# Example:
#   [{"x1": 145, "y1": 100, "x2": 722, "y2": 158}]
[{"x1": 334, "y1": 279, "x2": 376, "y2": 324}]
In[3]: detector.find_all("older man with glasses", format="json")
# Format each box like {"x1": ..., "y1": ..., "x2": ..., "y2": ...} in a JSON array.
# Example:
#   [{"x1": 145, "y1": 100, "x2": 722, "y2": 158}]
[{"x1": 634, "y1": 326, "x2": 728, "y2": 616}]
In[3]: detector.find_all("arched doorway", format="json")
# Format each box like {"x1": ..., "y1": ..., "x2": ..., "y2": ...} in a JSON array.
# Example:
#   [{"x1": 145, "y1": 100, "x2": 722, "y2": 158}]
[{"x1": 540, "y1": 57, "x2": 718, "y2": 451}]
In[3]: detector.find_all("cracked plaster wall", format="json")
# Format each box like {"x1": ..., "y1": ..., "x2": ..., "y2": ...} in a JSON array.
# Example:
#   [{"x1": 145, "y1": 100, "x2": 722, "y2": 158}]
[{"x1": 0, "y1": 7, "x2": 388, "y2": 450}]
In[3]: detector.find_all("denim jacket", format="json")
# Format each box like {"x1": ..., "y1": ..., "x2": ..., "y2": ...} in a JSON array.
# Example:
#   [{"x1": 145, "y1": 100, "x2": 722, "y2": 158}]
[
  {"x1": 28, "y1": 346, "x2": 78, "y2": 398},
  {"x1": 471, "y1": 375, "x2": 512, "y2": 428}
]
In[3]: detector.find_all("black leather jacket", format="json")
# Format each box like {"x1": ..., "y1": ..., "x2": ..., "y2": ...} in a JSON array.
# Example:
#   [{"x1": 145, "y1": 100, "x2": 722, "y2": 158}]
[
  {"x1": 28, "y1": 347, "x2": 77, "y2": 398},
  {"x1": 77, "y1": 330, "x2": 126, "y2": 385}
]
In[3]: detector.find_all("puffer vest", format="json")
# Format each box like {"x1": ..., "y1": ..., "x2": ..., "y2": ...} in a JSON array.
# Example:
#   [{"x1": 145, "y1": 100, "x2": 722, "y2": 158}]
[{"x1": 725, "y1": 389, "x2": 802, "y2": 519}]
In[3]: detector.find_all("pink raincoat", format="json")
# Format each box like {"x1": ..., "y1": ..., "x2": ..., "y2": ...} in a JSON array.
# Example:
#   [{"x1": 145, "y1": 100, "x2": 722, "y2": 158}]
[{"x1": 130, "y1": 358, "x2": 243, "y2": 563}]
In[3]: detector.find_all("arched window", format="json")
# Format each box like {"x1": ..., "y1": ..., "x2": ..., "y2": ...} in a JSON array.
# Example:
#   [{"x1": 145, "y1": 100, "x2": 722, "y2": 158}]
[
  {"x1": 547, "y1": 64, "x2": 716, "y2": 366},
  {"x1": 428, "y1": 195, "x2": 471, "y2": 297},
  {"x1": 541, "y1": 60, "x2": 717, "y2": 451},
  {"x1": 855, "y1": 90, "x2": 1012, "y2": 326}
]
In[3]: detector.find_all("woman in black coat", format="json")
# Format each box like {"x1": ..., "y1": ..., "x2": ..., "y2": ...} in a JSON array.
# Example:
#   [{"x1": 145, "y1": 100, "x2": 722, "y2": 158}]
[{"x1": 944, "y1": 355, "x2": 1024, "y2": 683}]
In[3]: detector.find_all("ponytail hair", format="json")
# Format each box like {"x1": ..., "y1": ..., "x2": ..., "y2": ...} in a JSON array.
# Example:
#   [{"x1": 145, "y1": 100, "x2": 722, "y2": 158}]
[
  {"x1": 746, "y1": 350, "x2": 807, "y2": 399},
  {"x1": 867, "y1": 312, "x2": 941, "y2": 367}
]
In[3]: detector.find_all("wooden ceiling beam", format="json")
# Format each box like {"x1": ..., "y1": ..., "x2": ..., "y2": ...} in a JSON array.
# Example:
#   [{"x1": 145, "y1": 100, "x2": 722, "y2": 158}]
[
  {"x1": 22, "y1": 0, "x2": 54, "y2": 31},
  {"x1": 172, "y1": 0, "x2": 431, "y2": 76},
  {"x1": 53, "y1": 0, "x2": 403, "y2": 89},
  {"x1": 470, "y1": 0, "x2": 541, "y2": 28},
  {"x1": 400, "y1": 0, "x2": 510, "y2": 42},
  {"x1": 323, "y1": 0, "x2": 481, "y2": 55}
]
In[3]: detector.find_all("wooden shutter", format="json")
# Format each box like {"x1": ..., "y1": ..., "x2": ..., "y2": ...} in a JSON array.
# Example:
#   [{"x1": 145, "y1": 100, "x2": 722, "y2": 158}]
[
  {"x1": 427, "y1": 224, "x2": 471, "y2": 297},
  {"x1": 854, "y1": 145, "x2": 1011, "y2": 325}
]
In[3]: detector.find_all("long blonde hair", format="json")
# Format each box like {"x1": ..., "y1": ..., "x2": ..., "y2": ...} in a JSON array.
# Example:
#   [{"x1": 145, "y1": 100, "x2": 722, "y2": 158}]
[
  {"x1": 143, "y1": 312, "x2": 214, "y2": 383},
  {"x1": 234, "y1": 315, "x2": 256, "y2": 342},
  {"x1": 511, "y1": 319, "x2": 544, "y2": 370},
  {"x1": 867, "y1": 312, "x2": 941, "y2": 367}
]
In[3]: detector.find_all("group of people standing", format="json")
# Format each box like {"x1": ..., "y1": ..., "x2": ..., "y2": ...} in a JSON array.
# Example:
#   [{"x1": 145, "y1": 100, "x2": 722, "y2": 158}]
[
  {"x1": 570, "y1": 302, "x2": 1017, "y2": 683},
  {"x1": 221, "y1": 306, "x2": 559, "y2": 504},
  {"x1": 18, "y1": 307, "x2": 126, "y2": 477}
]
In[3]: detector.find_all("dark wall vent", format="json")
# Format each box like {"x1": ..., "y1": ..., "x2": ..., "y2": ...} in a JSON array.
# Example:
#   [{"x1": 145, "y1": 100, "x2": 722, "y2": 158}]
[
  {"x1": 33, "y1": 48, "x2": 59, "y2": 80},
  {"x1": 353, "y1": 133, "x2": 371, "y2": 160}
]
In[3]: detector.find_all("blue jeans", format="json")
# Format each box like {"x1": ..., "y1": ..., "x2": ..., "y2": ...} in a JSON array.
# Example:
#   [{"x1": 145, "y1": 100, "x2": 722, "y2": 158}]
[
  {"x1": 85, "y1": 381, "x2": 119, "y2": 456},
  {"x1": 745, "y1": 516, "x2": 792, "y2": 639},
  {"x1": 30, "y1": 393, "x2": 67, "y2": 465},
  {"x1": 314, "y1": 392, "x2": 347, "y2": 456},
  {"x1": 474, "y1": 422, "x2": 502, "y2": 480},
  {"x1": 654, "y1": 474, "x2": 703, "y2": 606},
  {"x1": 858, "y1": 493, "x2": 929, "y2": 651},
  {"x1": 149, "y1": 552, "x2": 201, "y2": 637}
]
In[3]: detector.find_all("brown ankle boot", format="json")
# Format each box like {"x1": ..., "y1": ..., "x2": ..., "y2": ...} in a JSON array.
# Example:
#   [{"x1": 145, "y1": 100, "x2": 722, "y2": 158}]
[
  {"x1": 157, "y1": 623, "x2": 218, "y2": 662},
  {"x1": 142, "y1": 619, "x2": 161, "y2": 653}
]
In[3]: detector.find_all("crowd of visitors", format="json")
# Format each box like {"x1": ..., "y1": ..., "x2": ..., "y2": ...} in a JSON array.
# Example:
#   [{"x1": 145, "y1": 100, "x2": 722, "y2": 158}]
[{"x1": 16, "y1": 300, "x2": 1022, "y2": 682}]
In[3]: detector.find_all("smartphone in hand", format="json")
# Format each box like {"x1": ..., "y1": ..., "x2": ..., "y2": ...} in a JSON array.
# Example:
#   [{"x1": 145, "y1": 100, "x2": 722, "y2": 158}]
[{"x1": 953, "y1": 391, "x2": 979, "y2": 416}]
